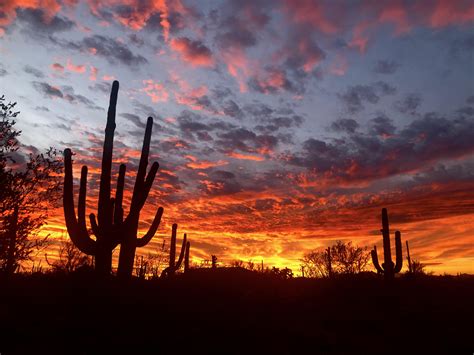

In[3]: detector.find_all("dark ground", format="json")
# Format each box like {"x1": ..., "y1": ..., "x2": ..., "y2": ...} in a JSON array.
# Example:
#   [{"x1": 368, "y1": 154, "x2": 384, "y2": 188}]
[{"x1": 0, "y1": 269, "x2": 473, "y2": 354}]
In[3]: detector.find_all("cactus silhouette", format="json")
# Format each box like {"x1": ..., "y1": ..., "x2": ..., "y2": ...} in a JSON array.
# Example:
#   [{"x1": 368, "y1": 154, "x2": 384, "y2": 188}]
[
  {"x1": 161, "y1": 224, "x2": 187, "y2": 277},
  {"x1": 406, "y1": 240, "x2": 412, "y2": 273},
  {"x1": 63, "y1": 80, "x2": 164, "y2": 277},
  {"x1": 184, "y1": 240, "x2": 191, "y2": 273},
  {"x1": 371, "y1": 208, "x2": 403, "y2": 279}
]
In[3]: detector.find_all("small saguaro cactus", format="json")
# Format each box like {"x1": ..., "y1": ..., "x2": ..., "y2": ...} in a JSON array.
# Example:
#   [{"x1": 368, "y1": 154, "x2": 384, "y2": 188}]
[
  {"x1": 406, "y1": 240, "x2": 412, "y2": 273},
  {"x1": 184, "y1": 241, "x2": 191, "y2": 273},
  {"x1": 63, "y1": 80, "x2": 164, "y2": 277},
  {"x1": 371, "y1": 208, "x2": 403, "y2": 280},
  {"x1": 161, "y1": 224, "x2": 187, "y2": 277}
]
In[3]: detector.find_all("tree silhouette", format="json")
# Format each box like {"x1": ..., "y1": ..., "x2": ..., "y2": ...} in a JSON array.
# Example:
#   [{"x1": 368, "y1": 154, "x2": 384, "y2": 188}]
[
  {"x1": 0, "y1": 95, "x2": 62, "y2": 275},
  {"x1": 46, "y1": 238, "x2": 92, "y2": 274},
  {"x1": 301, "y1": 240, "x2": 370, "y2": 278}
]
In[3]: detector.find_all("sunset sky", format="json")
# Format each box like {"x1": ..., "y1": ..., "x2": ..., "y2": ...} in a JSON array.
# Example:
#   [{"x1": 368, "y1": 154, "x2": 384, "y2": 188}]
[{"x1": 1, "y1": 0, "x2": 473, "y2": 274}]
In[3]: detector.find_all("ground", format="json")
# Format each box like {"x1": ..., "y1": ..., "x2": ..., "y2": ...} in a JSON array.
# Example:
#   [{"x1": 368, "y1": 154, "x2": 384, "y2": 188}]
[{"x1": 0, "y1": 270, "x2": 473, "y2": 354}]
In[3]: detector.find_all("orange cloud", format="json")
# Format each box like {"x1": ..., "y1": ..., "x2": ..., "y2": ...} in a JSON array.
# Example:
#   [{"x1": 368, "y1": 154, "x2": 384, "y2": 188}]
[
  {"x1": 227, "y1": 152, "x2": 265, "y2": 162},
  {"x1": 89, "y1": 65, "x2": 98, "y2": 81},
  {"x1": 170, "y1": 37, "x2": 214, "y2": 67},
  {"x1": 66, "y1": 59, "x2": 86, "y2": 73},
  {"x1": 51, "y1": 62, "x2": 64, "y2": 72},
  {"x1": 185, "y1": 155, "x2": 228, "y2": 170}
]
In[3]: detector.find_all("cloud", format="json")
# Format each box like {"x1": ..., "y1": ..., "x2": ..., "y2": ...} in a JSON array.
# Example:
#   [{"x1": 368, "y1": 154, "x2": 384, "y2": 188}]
[
  {"x1": 23, "y1": 65, "x2": 44, "y2": 78},
  {"x1": 32, "y1": 81, "x2": 102, "y2": 110},
  {"x1": 339, "y1": 81, "x2": 397, "y2": 113},
  {"x1": 369, "y1": 114, "x2": 396, "y2": 137},
  {"x1": 395, "y1": 93, "x2": 422, "y2": 115},
  {"x1": 374, "y1": 60, "x2": 400, "y2": 74},
  {"x1": 330, "y1": 118, "x2": 359, "y2": 134},
  {"x1": 286, "y1": 110, "x2": 474, "y2": 183},
  {"x1": 141, "y1": 79, "x2": 169, "y2": 103},
  {"x1": 58, "y1": 35, "x2": 148, "y2": 67},
  {"x1": 32, "y1": 81, "x2": 63, "y2": 98},
  {"x1": 15, "y1": 8, "x2": 74, "y2": 35},
  {"x1": 170, "y1": 37, "x2": 214, "y2": 67}
]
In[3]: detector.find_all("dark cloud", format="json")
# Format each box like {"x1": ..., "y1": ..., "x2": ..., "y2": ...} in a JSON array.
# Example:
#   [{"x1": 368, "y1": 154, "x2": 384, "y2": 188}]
[
  {"x1": 88, "y1": 82, "x2": 112, "y2": 93},
  {"x1": 373, "y1": 60, "x2": 400, "y2": 74},
  {"x1": 0, "y1": 68, "x2": 7, "y2": 77},
  {"x1": 58, "y1": 35, "x2": 147, "y2": 67},
  {"x1": 120, "y1": 113, "x2": 146, "y2": 129},
  {"x1": 222, "y1": 100, "x2": 243, "y2": 118},
  {"x1": 255, "y1": 115, "x2": 304, "y2": 133},
  {"x1": 16, "y1": 8, "x2": 75, "y2": 35},
  {"x1": 339, "y1": 81, "x2": 397, "y2": 113},
  {"x1": 32, "y1": 81, "x2": 102, "y2": 110},
  {"x1": 23, "y1": 65, "x2": 44, "y2": 78},
  {"x1": 32, "y1": 81, "x2": 63, "y2": 98},
  {"x1": 330, "y1": 118, "x2": 359, "y2": 134},
  {"x1": 286, "y1": 110, "x2": 474, "y2": 182},
  {"x1": 369, "y1": 114, "x2": 396, "y2": 137},
  {"x1": 216, "y1": 128, "x2": 279, "y2": 155},
  {"x1": 395, "y1": 93, "x2": 422, "y2": 115}
]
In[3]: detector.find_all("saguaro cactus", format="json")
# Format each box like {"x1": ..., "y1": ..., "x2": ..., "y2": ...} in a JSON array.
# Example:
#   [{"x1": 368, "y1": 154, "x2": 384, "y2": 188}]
[
  {"x1": 184, "y1": 241, "x2": 191, "y2": 273},
  {"x1": 406, "y1": 240, "x2": 412, "y2": 273},
  {"x1": 161, "y1": 224, "x2": 187, "y2": 277},
  {"x1": 63, "y1": 80, "x2": 164, "y2": 277},
  {"x1": 371, "y1": 208, "x2": 403, "y2": 279}
]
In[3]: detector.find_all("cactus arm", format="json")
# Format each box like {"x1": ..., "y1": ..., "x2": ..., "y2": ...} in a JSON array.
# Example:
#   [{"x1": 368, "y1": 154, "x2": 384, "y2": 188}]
[
  {"x1": 136, "y1": 207, "x2": 164, "y2": 248},
  {"x1": 371, "y1": 246, "x2": 384, "y2": 274},
  {"x1": 77, "y1": 166, "x2": 88, "y2": 232},
  {"x1": 139, "y1": 161, "x2": 159, "y2": 207},
  {"x1": 97, "y1": 80, "x2": 119, "y2": 228},
  {"x1": 89, "y1": 213, "x2": 100, "y2": 237},
  {"x1": 63, "y1": 149, "x2": 96, "y2": 255},
  {"x1": 174, "y1": 233, "x2": 187, "y2": 269},
  {"x1": 394, "y1": 231, "x2": 403, "y2": 273},
  {"x1": 130, "y1": 117, "x2": 153, "y2": 211},
  {"x1": 114, "y1": 164, "x2": 126, "y2": 225}
]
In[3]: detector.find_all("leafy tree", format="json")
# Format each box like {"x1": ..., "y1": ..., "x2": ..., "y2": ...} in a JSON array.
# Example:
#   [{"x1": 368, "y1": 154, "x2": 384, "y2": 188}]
[
  {"x1": 301, "y1": 240, "x2": 370, "y2": 278},
  {"x1": 0, "y1": 95, "x2": 62, "y2": 275}
]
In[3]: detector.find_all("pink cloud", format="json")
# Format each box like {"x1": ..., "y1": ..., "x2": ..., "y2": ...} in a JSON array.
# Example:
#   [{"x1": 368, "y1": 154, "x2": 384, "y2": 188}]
[{"x1": 141, "y1": 79, "x2": 169, "y2": 103}]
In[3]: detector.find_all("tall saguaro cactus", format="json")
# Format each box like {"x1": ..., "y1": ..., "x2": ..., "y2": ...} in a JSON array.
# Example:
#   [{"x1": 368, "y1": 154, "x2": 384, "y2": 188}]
[
  {"x1": 371, "y1": 208, "x2": 403, "y2": 280},
  {"x1": 161, "y1": 224, "x2": 187, "y2": 277},
  {"x1": 63, "y1": 80, "x2": 164, "y2": 277}
]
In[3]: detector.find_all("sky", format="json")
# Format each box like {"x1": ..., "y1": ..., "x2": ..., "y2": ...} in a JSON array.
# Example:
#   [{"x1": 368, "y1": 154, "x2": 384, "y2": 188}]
[{"x1": 1, "y1": 0, "x2": 473, "y2": 274}]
